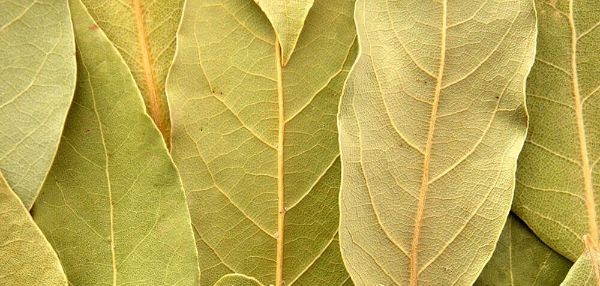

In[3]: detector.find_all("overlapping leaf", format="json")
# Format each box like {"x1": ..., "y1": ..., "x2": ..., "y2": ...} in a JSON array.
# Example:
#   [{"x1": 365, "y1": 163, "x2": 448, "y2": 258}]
[
  {"x1": 337, "y1": 0, "x2": 536, "y2": 284},
  {"x1": 0, "y1": 172, "x2": 67, "y2": 285},
  {"x1": 166, "y1": 0, "x2": 356, "y2": 284},
  {"x1": 475, "y1": 214, "x2": 571, "y2": 286},
  {"x1": 31, "y1": 0, "x2": 199, "y2": 284},
  {"x1": 512, "y1": 0, "x2": 600, "y2": 270},
  {"x1": 77, "y1": 0, "x2": 184, "y2": 142},
  {"x1": 0, "y1": 0, "x2": 76, "y2": 208},
  {"x1": 255, "y1": 0, "x2": 314, "y2": 65},
  {"x1": 561, "y1": 250, "x2": 600, "y2": 286}
]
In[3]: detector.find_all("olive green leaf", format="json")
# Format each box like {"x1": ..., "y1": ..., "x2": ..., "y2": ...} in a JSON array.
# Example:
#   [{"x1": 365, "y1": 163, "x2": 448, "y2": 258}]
[
  {"x1": 475, "y1": 214, "x2": 571, "y2": 286},
  {"x1": 30, "y1": 0, "x2": 199, "y2": 285},
  {"x1": 0, "y1": 172, "x2": 67, "y2": 286},
  {"x1": 561, "y1": 249, "x2": 600, "y2": 286},
  {"x1": 337, "y1": 0, "x2": 536, "y2": 284},
  {"x1": 254, "y1": 0, "x2": 314, "y2": 65},
  {"x1": 166, "y1": 0, "x2": 356, "y2": 285},
  {"x1": 511, "y1": 0, "x2": 600, "y2": 268},
  {"x1": 0, "y1": 0, "x2": 76, "y2": 208},
  {"x1": 76, "y1": 0, "x2": 184, "y2": 143}
]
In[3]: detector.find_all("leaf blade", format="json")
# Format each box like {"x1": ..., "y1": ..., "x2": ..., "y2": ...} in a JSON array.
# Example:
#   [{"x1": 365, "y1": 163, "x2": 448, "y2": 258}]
[
  {"x1": 31, "y1": 0, "x2": 199, "y2": 284},
  {"x1": 166, "y1": 0, "x2": 356, "y2": 284},
  {"x1": 338, "y1": 0, "x2": 536, "y2": 284},
  {"x1": 512, "y1": 0, "x2": 600, "y2": 267},
  {"x1": 0, "y1": 0, "x2": 76, "y2": 208},
  {"x1": 475, "y1": 214, "x2": 572, "y2": 286},
  {"x1": 0, "y1": 172, "x2": 67, "y2": 286}
]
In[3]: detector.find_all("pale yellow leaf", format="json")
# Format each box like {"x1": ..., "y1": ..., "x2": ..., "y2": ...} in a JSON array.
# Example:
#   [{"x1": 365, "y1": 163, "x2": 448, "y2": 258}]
[{"x1": 338, "y1": 0, "x2": 536, "y2": 284}]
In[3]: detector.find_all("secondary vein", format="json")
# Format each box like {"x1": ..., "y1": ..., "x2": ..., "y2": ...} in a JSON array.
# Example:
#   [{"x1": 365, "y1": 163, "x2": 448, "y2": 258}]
[
  {"x1": 275, "y1": 38, "x2": 286, "y2": 286},
  {"x1": 409, "y1": 1, "x2": 447, "y2": 285}
]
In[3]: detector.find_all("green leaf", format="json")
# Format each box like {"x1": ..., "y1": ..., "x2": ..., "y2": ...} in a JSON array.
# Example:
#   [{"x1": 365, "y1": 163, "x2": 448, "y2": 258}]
[
  {"x1": 77, "y1": 0, "x2": 185, "y2": 142},
  {"x1": 0, "y1": 172, "x2": 67, "y2": 285},
  {"x1": 475, "y1": 214, "x2": 571, "y2": 286},
  {"x1": 511, "y1": 0, "x2": 600, "y2": 267},
  {"x1": 561, "y1": 250, "x2": 600, "y2": 286},
  {"x1": 166, "y1": 0, "x2": 356, "y2": 285},
  {"x1": 30, "y1": 0, "x2": 199, "y2": 285},
  {"x1": 255, "y1": 0, "x2": 314, "y2": 65},
  {"x1": 0, "y1": 0, "x2": 76, "y2": 208},
  {"x1": 337, "y1": 0, "x2": 536, "y2": 284}
]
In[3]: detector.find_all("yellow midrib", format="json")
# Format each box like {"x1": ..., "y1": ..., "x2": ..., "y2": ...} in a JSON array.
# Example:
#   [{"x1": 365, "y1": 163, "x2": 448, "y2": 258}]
[
  {"x1": 568, "y1": 1, "x2": 600, "y2": 284},
  {"x1": 131, "y1": 0, "x2": 169, "y2": 142},
  {"x1": 275, "y1": 38, "x2": 286, "y2": 286},
  {"x1": 409, "y1": 1, "x2": 447, "y2": 285}
]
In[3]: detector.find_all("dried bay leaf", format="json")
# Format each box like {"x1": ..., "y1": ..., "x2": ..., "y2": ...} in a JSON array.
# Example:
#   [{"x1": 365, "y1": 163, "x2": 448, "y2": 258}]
[
  {"x1": 0, "y1": 0, "x2": 76, "y2": 208},
  {"x1": 77, "y1": 0, "x2": 184, "y2": 142},
  {"x1": 0, "y1": 172, "x2": 67, "y2": 286},
  {"x1": 475, "y1": 214, "x2": 571, "y2": 286},
  {"x1": 511, "y1": 0, "x2": 600, "y2": 273},
  {"x1": 166, "y1": 0, "x2": 356, "y2": 285},
  {"x1": 31, "y1": 0, "x2": 199, "y2": 284},
  {"x1": 337, "y1": 0, "x2": 536, "y2": 285}
]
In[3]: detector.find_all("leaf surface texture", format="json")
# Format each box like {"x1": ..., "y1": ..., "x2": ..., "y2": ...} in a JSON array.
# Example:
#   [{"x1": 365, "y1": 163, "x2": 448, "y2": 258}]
[
  {"x1": 166, "y1": 0, "x2": 356, "y2": 284},
  {"x1": 0, "y1": 172, "x2": 67, "y2": 285},
  {"x1": 337, "y1": 0, "x2": 536, "y2": 284},
  {"x1": 475, "y1": 214, "x2": 571, "y2": 286},
  {"x1": 31, "y1": 1, "x2": 199, "y2": 285},
  {"x1": 0, "y1": 0, "x2": 76, "y2": 208}
]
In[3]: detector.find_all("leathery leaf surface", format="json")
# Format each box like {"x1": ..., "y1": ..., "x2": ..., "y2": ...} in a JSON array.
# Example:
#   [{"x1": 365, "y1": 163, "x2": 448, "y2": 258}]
[
  {"x1": 0, "y1": 0, "x2": 76, "y2": 208},
  {"x1": 78, "y1": 0, "x2": 184, "y2": 142},
  {"x1": 475, "y1": 214, "x2": 571, "y2": 286},
  {"x1": 512, "y1": 0, "x2": 600, "y2": 278},
  {"x1": 31, "y1": 0, "x2": 199, "y2": 284},
  {"x1": 337, "y1": 0, "x2": 536, "y2": 285},
  {"x1": 166, "y1": 0, "x2": 356, "y2": 285},
  {"x1": 0, "y1": 172, "x2": 67, "y2": 285}
]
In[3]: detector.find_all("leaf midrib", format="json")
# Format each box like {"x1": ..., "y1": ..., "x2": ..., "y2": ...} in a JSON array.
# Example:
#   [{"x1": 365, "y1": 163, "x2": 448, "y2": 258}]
[
  {"x1": 568, "y1": 0, "x2": 598, "y2": 241},
  {"x1": 131, "y1": 0, "x2": 168, "y2": 140},
  {"x1": 275, "y1": 38, "x2": 286, "y2": 286},
  {"x1": 408, "y1": 1, "x2": 447, "y2": 285},
  {"x1": 568, "y1": 1, "x2": 600, "y2": 284}
]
